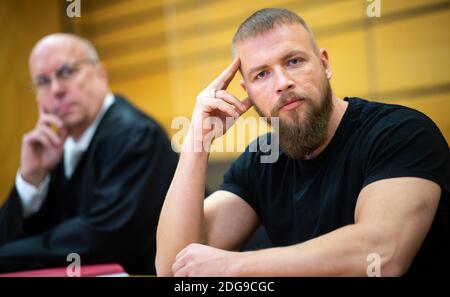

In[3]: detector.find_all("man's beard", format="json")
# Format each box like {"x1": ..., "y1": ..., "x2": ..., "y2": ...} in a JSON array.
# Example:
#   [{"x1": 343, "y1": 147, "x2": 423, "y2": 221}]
[{"x1": 254, "y1": 77, "x2": 333, "y2": 160}]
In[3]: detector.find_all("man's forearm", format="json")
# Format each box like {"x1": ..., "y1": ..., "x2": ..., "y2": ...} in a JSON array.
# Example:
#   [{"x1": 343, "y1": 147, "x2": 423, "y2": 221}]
[
  {"x1": 156, "y1": 130, "x2": 210, "y2": 276},
  {"x1": 233, "y1": 223, "x2": 401, "y2": 276}
]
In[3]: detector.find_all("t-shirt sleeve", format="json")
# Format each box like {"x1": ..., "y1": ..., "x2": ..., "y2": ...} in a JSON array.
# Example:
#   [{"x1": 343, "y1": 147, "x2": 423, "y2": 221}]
[{"x1": 361, "y1": 108, "x2": 450, "y2": 193}]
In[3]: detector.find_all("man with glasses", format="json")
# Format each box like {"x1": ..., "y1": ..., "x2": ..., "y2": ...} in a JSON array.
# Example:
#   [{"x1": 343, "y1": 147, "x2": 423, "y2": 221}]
[{"x1": 0, "y1": 33, "x2": 178, "y2": 275}]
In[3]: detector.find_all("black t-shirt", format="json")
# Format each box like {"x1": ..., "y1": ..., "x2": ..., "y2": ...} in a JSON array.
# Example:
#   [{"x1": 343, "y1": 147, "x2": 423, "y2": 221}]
[{"x1": 219, "y1": 97, "x2": 450, "y2": 276}]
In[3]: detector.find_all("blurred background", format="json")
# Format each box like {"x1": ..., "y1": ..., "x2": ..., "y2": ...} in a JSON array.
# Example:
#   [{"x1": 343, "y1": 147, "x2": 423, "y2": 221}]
[{"x1": 1, "y1": 0, "x2": 449, "y2": 203}]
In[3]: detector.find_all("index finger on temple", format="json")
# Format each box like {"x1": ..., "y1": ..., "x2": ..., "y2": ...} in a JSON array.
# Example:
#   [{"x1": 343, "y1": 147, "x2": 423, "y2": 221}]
[{"x1": 207, "y1": 57, "x2": 241, "y2": 91}]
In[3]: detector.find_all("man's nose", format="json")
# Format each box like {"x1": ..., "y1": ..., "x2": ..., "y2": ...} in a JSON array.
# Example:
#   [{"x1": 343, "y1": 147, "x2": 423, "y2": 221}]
[
  {"x1": 275, "y1": 68, "x2": 295, "y2": 95},
  {"x1": 50, "y1": 78, "x2": 66, "y2": 99}
]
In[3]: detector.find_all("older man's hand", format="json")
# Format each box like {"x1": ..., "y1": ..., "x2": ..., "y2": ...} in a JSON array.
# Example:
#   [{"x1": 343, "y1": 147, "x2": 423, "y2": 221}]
[{"x1": 19, "y1": 107, "x2": 67, "y2": 186}]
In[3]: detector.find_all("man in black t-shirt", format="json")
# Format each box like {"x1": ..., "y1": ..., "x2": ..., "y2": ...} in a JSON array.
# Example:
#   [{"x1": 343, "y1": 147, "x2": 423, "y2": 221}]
[{"x1": 156, "y1": 8, "x2": 449, "y2": 276}]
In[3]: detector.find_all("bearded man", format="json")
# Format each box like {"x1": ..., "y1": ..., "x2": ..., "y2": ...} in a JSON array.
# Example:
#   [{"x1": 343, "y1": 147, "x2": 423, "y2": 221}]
[{"x1": 155, "y1": 8, "x2": 449, "y2": 276}]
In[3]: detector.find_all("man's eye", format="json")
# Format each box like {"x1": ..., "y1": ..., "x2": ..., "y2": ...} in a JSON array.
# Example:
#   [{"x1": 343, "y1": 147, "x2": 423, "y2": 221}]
[
  {"x1": 36, "y1": 76, "x2": 51, "y2": 87},
  {"x1": 255, "y1": 71, "x2": 267, "y2": 80},
  {"x1": 287, "y1": 58, "x2": 301, "y2": 66},
  {"x1": 57, "y1": 66, "x2": 76, "y2": 79}
]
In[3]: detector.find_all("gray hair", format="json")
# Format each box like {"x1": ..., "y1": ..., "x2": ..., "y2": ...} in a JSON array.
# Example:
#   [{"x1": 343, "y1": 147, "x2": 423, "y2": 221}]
[
  {"x1": 31, "y1": 33, "x2": 100, "y2": 63},
  {"x1": 81, "y1": 37, "x2": 100, "y2": 62}
]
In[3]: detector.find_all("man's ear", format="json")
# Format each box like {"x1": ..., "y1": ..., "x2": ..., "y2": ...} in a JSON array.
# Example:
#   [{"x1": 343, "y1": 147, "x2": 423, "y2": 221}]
[
  {"x1": 319, "y1": 48, "x2": 332, "y2": 80},
  {"x1": 240, "y1": 79, "x2": 247, "y2": 92}
]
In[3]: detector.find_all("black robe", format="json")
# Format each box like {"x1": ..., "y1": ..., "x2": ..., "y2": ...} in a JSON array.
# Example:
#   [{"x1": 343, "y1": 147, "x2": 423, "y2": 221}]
[{"x1": 0, "y1": 95, "x2": 178, "y2": 275}]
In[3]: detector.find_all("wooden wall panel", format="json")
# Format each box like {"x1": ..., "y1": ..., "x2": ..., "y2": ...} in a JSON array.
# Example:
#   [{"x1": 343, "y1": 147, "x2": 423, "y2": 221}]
[
  {"x1": 1, "y1": 0, "x2": 449, "y2": 202},
  {"x1": 0, "y1": 0, "x2": 61, "y2": 203}
]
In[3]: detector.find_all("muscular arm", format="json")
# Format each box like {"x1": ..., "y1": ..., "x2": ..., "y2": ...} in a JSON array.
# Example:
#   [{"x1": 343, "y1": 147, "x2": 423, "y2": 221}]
[
  {"x1": 172, "y1": 177, "x2": 440, "y2": 276},
  {"x1": 155, "y1": 146, "x2": 209, "y2": 276},
  {"x1": 155, "y1": 140, "x2": 259, "y2": 276},
  {"x1": 155, "y1": 58, "x2": 255, "y2": 276},
  {"x1": 230, "y1": 177, "x2": 440, "y2": 276}
]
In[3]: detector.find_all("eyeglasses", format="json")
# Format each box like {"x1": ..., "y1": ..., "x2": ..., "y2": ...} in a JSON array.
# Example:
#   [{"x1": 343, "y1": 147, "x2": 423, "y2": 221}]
[{"x1": 31, "y1": 59, "x2": 97, "y2": 92}]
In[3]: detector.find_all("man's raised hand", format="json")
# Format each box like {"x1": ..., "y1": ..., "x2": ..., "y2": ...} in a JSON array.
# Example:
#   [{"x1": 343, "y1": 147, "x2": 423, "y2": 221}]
[{"x1": 188, "y1": 58, "x2": 252, "y2": 151}]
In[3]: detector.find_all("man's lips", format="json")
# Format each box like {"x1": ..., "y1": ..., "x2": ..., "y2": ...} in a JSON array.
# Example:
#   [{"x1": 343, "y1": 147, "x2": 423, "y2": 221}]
[
  {"x1": 280, "y1": 99, "x2": 304, "y2": 112},
  {"x1": 55, "y1": 103, "x2": 75, "y2": 116}
]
